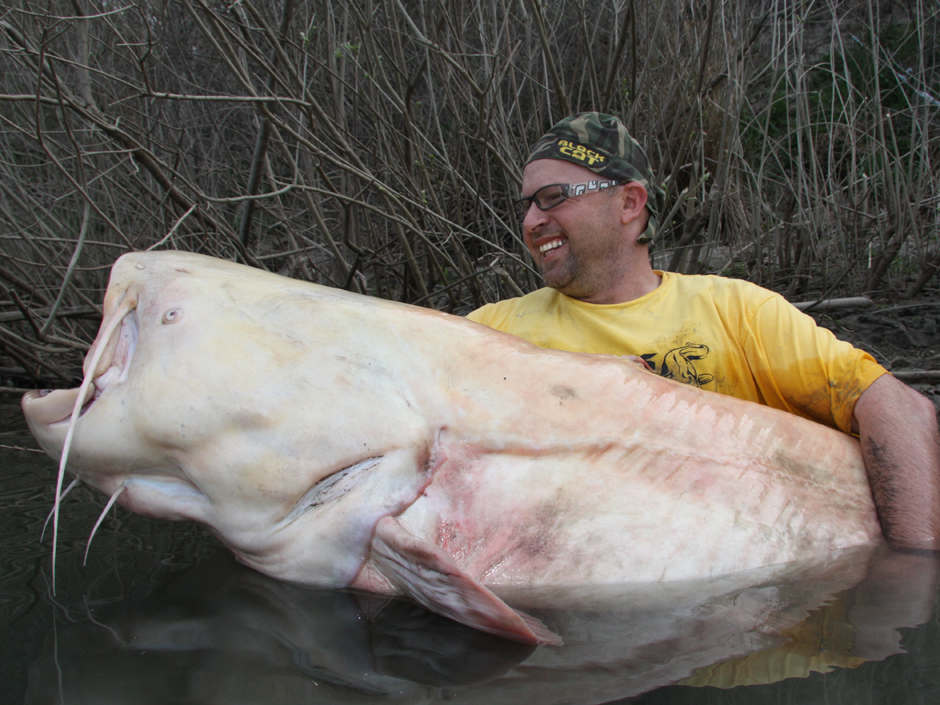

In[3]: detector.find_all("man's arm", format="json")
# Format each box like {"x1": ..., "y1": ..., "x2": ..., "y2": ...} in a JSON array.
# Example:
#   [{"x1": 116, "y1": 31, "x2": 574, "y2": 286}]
[{"x1": 853, "y1": 374, "x2": 940, "y2": 549}]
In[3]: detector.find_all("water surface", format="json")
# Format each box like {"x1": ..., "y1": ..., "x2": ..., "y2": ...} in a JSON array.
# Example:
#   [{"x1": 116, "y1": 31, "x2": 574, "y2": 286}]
[{"x1": 2, "y1": 401, "x2": 940, "y2": 704}]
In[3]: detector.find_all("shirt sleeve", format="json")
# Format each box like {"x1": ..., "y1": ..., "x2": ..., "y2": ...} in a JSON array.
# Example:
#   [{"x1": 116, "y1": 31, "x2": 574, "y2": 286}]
[
  {"x1": 466, "y1": 299, "x2": 523, "y2": 333},
  {"x1": 743, "y1": 294, "x2": 887, "y2": 433},
  {"x1": 465, "y1": 305, "x2": 491, "y2": 325}
]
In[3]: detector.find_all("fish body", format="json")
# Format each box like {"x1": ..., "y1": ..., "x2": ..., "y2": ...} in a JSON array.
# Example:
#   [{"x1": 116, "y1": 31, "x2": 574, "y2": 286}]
[{"x1": 22, "y1": 252, "x2": 882, "y2": 643}]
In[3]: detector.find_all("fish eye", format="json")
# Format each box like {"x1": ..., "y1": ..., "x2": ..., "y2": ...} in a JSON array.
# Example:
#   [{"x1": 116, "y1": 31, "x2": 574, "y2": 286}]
[{"x1": 162, "y1": 308, "x2": 183, "y2": 324}]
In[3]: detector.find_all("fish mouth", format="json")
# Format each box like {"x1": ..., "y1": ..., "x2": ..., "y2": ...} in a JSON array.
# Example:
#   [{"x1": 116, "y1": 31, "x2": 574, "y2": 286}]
[{"x1": 22, "y1": 308, "x2": 139, "y2": 427}]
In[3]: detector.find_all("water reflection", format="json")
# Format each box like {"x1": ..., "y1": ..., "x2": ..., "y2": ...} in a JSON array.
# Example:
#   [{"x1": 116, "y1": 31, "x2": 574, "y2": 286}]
[
  {"x1": 19, "y1": 545, "x2": 939, "y2": 705},
  {"x1": 2, "y1": 401, "x2": 940, "y2": 704}
]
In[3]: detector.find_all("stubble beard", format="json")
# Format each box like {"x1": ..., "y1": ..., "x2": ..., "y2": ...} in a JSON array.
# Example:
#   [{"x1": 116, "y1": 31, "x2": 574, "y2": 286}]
[
  {"x1": 541, "y1": 250, "x2": 579, "y2": 292},
  {"x1": 543, "y1": 248, "x2": 605, "y2": 301},
  {"x1": 540, "y1": 221, "x2": 628, "y2": 300}
]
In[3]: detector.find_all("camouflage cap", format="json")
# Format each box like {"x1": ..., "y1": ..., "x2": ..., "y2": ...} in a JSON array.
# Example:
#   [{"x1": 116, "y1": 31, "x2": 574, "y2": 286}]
[{"x1": 526, "y1": 112, "x2": 665, "y2": 243}]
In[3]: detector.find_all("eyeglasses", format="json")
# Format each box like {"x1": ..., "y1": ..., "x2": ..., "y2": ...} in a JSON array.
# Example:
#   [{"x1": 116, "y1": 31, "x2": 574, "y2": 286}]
[{"x1": 513, "y1": 179, "x2": 624, "y2": 222}]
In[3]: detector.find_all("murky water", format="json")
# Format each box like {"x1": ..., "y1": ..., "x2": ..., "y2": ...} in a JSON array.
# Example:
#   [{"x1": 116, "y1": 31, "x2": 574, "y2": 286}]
[{"x1": 3, "y1": 400, "x2": 940, "y2": 705}]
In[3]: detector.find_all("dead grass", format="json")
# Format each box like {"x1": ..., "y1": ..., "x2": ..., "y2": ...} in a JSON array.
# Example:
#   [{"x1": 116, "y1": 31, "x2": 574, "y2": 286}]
[{"x1": 0, "y1": 0, "x2": 938, "y2": 384}]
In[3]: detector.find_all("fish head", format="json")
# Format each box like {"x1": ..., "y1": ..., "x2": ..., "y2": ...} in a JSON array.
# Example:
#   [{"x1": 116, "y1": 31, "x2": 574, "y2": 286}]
[{"x1": 22, "y1": 251, "x2": 437, "y2": 586}]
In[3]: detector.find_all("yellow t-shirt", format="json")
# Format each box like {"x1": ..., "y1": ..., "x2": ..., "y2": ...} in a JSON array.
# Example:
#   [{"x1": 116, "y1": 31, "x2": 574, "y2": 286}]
[
  {"x1": 678, "y1": 590, "x2": 866, "y2": 687},
  {"x1": 467, "y1": 272, "x2": 886, "y2": 433}
]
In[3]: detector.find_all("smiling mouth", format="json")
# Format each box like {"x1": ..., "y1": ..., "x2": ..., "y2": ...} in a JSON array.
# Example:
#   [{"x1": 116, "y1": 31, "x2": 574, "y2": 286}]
[
  {"x1": 539, "y1": 239, "x2": 565, "y2": 255},
  {"x1": 22, "y1": 310, "x2": 139, "y2": 426}
]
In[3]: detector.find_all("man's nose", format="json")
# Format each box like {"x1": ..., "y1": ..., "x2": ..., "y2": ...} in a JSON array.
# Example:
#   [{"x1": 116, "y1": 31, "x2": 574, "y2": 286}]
[{"x1": 523, "y1": 202, "x2": 549, "y2": 233}]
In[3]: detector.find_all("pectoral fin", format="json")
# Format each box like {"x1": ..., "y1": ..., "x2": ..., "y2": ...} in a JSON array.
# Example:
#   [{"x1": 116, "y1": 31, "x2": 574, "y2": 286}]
[{"x1": 369, "y1": 516, "x2": 561, "y2": 646}]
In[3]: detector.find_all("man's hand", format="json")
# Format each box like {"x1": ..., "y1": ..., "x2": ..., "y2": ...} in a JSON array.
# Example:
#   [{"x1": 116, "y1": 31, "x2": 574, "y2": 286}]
[{"x1": 853, "y1": 374, "x2": 940, "y2": 549}]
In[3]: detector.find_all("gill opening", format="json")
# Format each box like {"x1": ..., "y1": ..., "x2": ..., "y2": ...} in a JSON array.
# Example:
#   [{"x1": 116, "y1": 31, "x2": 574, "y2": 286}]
[
  {"x1": 278, "y1": 457, "x2": 384, "y2": 529},
  {"x1": 51, "y1": 290, "x2": 138, "y2": 592}
]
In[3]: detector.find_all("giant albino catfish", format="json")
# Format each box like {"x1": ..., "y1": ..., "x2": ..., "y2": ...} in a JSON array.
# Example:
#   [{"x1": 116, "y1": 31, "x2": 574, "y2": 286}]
[{"x1": 22, "y1": 252, "x2": 882, "y2": 644}]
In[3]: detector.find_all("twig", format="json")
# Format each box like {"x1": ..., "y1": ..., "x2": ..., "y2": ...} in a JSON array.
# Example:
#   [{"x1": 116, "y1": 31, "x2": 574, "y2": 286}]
[
  {"x1": 892, "y1": 371, "x2": 940, "y2": 384},
  {"x1": 0, "y1": 442, "x2": 47, "y2": 452},
  {"x1": 41, "y1": 201, "x2": 92, "y2": 335},
  {"x1": 147, "y1": 205, "x2": 197, "y2": 251},
  {"x1": 793, "y1": 297, "x2": 873, "y2": 312}
]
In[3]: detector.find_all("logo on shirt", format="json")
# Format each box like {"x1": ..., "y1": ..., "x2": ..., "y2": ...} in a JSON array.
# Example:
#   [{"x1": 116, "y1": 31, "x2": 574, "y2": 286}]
[{"x1": 642, "y1": 343, "x2": 714, "y2": 388}]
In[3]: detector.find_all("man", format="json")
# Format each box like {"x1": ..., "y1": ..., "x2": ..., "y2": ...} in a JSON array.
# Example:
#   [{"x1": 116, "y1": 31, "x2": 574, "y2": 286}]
[{"x1": 469, "y1": 112, "x2": 940, "y2": 550}]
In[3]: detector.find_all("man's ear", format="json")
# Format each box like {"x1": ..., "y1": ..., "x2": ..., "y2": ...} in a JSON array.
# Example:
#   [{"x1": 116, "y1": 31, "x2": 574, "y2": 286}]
[{"x1": 619, "y1": 182, "x2": 649, "y2": 226}]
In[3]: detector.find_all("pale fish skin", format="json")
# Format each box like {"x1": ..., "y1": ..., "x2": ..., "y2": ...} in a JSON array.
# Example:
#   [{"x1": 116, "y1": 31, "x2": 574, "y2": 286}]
[{"x1": 21, "y1": 251, "x2": 883, "y2": 644}]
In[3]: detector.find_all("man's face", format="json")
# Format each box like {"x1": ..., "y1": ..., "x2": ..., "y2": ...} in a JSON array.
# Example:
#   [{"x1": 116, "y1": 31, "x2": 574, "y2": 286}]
[{"x1": 519, "y1": 159, "x2": 628, "y2": 300}]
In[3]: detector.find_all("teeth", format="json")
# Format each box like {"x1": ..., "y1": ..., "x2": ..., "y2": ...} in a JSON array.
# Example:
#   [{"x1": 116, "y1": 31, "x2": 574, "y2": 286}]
[{"x1": 540, "y1": 240, "x2": 564, "y2": 254}]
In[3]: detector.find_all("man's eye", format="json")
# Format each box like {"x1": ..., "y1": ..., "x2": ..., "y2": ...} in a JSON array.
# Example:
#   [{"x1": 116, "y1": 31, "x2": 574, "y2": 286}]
[{"x1": 541, "y1": 191, "x2": 566, "y2": 208}]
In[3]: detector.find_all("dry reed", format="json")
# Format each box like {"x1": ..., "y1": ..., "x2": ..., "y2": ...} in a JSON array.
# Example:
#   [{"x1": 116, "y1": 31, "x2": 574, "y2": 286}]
[{"x1": 0, "y1": 0, "x2": 937, "y2": 384}]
